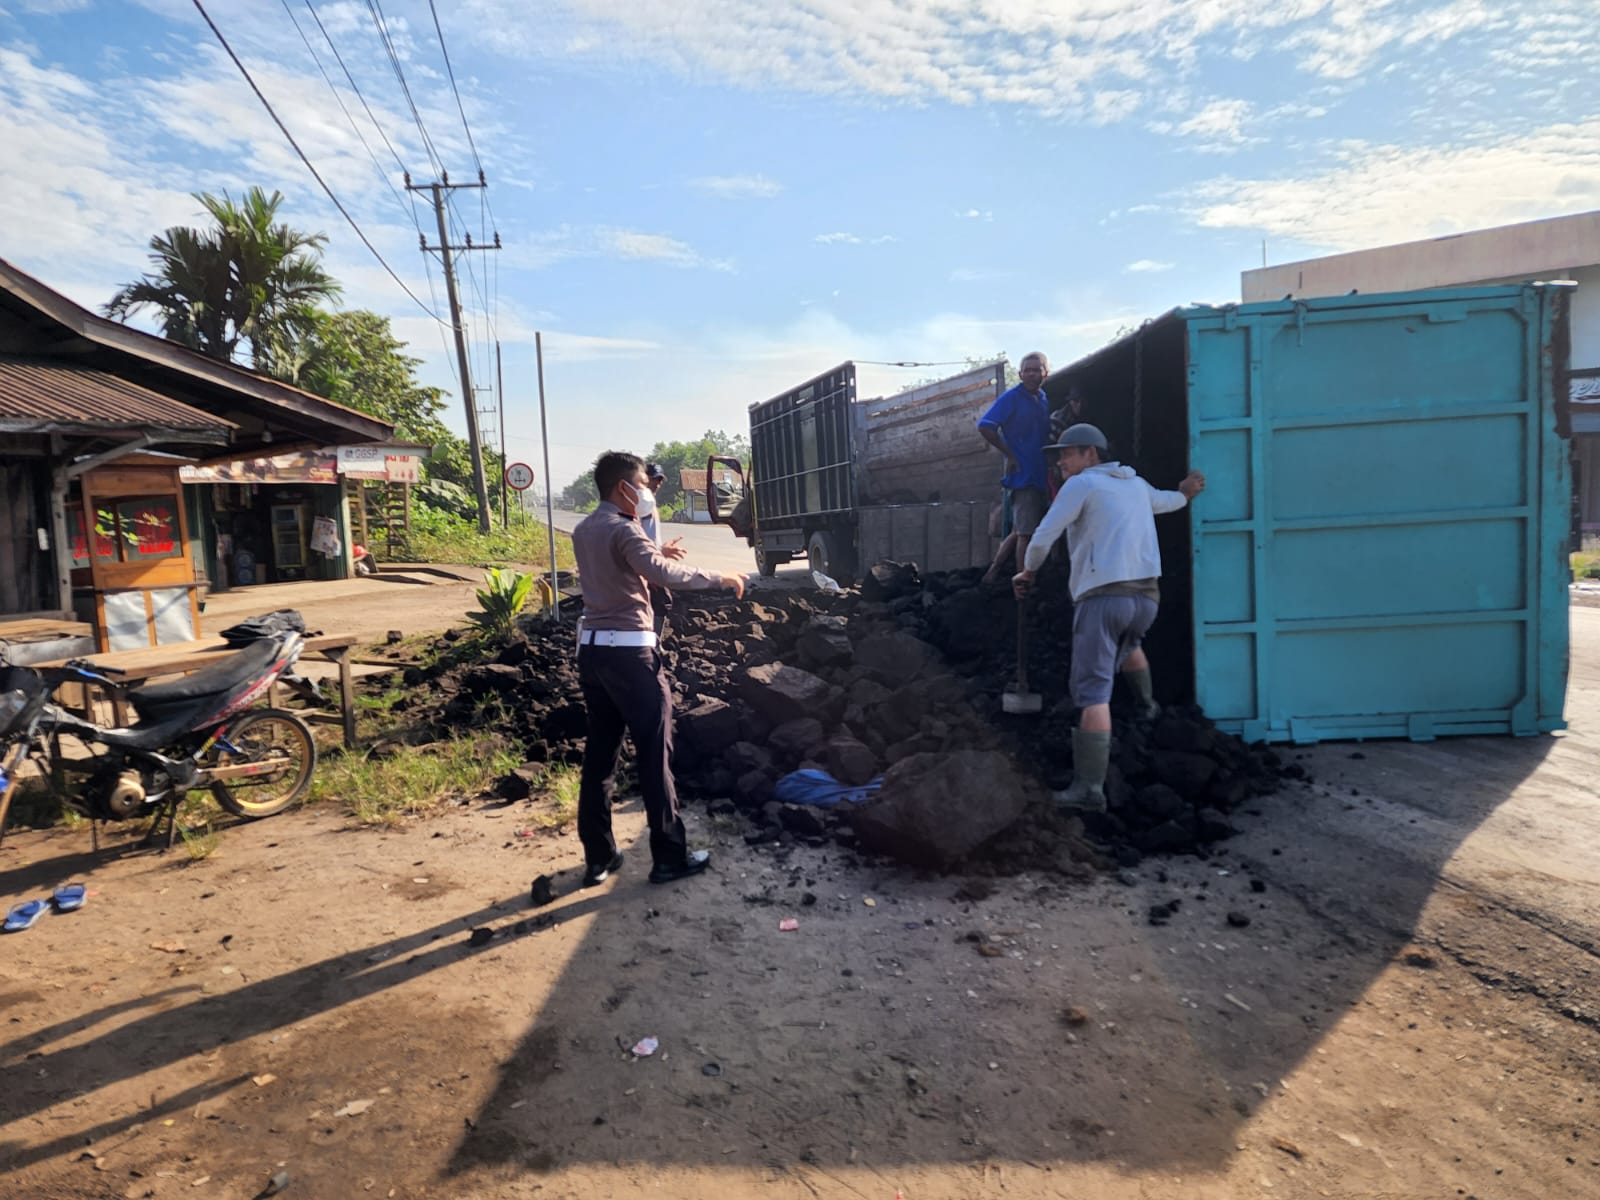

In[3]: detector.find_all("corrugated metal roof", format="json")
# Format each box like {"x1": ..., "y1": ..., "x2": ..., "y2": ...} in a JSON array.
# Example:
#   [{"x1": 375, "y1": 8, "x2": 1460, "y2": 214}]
[{"x1": 0, "y1": 355, "x2": 235, "y2": 434}]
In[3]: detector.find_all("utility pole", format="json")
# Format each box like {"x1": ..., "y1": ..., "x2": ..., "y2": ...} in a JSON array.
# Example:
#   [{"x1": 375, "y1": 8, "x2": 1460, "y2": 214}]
[
  {"x1": 405, "y1": 171, "x2": 500, "y2": 533},
  {"x1": 496, "y1": 340, "x2": 508, "y2": 530}
]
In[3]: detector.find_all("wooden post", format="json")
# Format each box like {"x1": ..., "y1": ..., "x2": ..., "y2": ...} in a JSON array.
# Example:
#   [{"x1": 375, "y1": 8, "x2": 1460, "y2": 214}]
[{"x1": 335, "y1": 646, "x2": 357, "y2": 748}]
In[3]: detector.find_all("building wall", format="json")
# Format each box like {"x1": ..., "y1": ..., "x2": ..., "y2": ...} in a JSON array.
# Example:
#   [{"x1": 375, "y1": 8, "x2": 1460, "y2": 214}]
[{"x1": 1243, "y1": 210, "x2": 1600, "y2": 306}]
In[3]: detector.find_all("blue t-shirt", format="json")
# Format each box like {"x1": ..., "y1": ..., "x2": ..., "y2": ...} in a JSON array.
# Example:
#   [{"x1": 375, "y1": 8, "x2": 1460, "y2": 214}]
[{"x1": 977, "y1": 383, "x2": 1050, "y2": 491}]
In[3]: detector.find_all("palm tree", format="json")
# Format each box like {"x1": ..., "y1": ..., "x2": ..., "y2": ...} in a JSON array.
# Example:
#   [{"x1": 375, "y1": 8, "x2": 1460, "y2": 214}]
[{"x1": 105, "y1": 187, "x2": 340, "y2": 376}]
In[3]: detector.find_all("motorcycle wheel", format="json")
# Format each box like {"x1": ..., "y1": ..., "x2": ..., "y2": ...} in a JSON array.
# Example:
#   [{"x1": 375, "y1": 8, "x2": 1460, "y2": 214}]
[{"x1": 208, "y1": 708, "x2": 317, "y2": 819}]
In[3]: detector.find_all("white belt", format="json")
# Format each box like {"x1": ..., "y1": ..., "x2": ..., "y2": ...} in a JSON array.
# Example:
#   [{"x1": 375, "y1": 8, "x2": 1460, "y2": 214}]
[{"x1": 577, "y1": 627, "x2": 657, "y2": 648}]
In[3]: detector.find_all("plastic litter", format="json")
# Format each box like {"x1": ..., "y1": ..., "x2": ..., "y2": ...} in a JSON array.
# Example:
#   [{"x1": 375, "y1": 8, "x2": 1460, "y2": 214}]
[
  {"x1": 778, "y1": 918, "x2": 799, "y2": 932},
  {"x1": 811, "y1": 570, "x2": 844, "y2": 594},
  {"x1": 773, "y1": 769, "x2": 881, "y2": 808},
  {"x1": 631, "y1": 1036, "x2": 659, "y2": 1057}
]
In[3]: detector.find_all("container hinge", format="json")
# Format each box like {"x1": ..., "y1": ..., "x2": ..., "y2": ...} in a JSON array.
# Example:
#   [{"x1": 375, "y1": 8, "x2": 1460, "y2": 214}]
[
  {"x1": 1293, "y1": 301, "x2": 1308, "y2": 346},
  {"x1": 1222, "y1": 307, "x2": 1239, "y2": 332}
]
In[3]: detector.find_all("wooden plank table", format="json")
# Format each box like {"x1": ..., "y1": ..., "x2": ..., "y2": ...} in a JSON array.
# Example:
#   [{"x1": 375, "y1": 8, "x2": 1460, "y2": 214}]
[{"x1": 35, "y1": 634, "x2": 363, "y2": 749}]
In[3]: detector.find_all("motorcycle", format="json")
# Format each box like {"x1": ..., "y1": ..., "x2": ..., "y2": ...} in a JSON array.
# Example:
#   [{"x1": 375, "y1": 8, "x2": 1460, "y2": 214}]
[{"x1": 0, "y1": 631, "x2": 318, "y2": 849}]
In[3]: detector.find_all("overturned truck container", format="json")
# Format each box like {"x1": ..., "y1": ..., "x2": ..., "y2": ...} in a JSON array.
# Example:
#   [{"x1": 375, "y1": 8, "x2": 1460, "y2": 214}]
[
  {"x1": 1053, "y1": 282, "x2": 1572, "y2": 743},
  {"x1": 709, "y1": 361, "x2": 1007, "y2": 584}
]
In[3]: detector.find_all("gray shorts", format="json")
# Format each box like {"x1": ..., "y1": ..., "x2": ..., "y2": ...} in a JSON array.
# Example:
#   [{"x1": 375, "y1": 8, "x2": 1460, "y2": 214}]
[
  {"x1": 1070, "y1": 594, "x2": 1158, "y2": 707},
  {"x1": 1009, "y1": 487, "x2": 1048, "y2": 536}
]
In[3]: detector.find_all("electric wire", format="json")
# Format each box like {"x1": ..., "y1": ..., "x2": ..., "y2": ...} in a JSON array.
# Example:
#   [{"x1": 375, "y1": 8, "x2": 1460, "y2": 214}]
[
  {"x1": 366, "y1": 0, "x2": 443, "y2": 174},
  {"x1": 296, "y1": 0, "x2": 457, "y2": 370},
  {"x1": 190, "y1": 0, "x2": 446, "y2": 325},
  {"x1": 278, "y1": 0, "x2": 414, "y2": 228}
]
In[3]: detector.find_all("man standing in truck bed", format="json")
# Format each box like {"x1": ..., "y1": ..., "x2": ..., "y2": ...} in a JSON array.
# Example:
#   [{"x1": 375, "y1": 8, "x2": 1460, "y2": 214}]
[
  {"x1": 572, "y1": 451, "x2": 746, "y2": 886},
  {"x1": 1013, "y1": 423, "x2": 1206, "y2": 813},
  {"x1": 977, "y1": 351, "x2": 1052, "y2": 583}
]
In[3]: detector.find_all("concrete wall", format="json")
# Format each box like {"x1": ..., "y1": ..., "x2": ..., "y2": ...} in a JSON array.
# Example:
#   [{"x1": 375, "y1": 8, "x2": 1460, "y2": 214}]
[{"x1": 1243, "y1": 210, "x2": 1600, "y2": 304}]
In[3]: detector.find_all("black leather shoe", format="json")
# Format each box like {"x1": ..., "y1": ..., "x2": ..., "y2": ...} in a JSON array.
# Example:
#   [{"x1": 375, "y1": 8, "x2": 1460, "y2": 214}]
[
  {"x1": 581, "y1": 851, "x2": 624, "y2": 887},
  {"x1": 648, "y1": 849, "x2": 711, "y2": 885}
]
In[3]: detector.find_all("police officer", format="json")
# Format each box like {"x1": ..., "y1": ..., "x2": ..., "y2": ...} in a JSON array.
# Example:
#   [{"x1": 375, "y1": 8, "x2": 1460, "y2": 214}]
[
  {"x1": 572, "y1": 451, "x2": 745, "y2": 885},
  {"x1": 1014, "y1": 424, "x2": 1205, "y2": 812}
]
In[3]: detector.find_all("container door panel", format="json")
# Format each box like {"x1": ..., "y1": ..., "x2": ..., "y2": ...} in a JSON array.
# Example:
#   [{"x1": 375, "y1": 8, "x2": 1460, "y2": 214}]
[{"x1": 1190, "y1": 285, "x2": 1568, "y2": 742}]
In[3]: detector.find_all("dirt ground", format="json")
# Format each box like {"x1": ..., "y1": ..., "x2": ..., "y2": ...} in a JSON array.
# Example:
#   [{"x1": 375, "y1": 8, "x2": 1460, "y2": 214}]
[{"x1": 3, "y1": 610, "x2": 1599, "y2": 1199}]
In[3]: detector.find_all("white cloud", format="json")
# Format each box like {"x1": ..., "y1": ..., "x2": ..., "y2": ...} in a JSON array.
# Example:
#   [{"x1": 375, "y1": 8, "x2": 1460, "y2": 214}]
[
  {"x1": 1176, "y1": 98, "x2": 1253, "y2": 142},
  {"x1": 602, "y1": 229, "x2": 734, "y2": 271},
  {"x1": 1126, "y1": 259, "x2": 1176, "y2": 273},
  {"x1": 950, "y1": 267, "x2": 1012, "y2": 282},
  {"x1": 814, "y1": 232, "x2": 895, "y2": 245},
  {"x1": 958, "y1": 209, "x2": 994, "y2": 221},
  {"x1": 536, "y1": 331, "x2": 664, "y2": 362},
  {"x1": 1187, "y1": 117, "x2": 1600, "y2": 250},
  {"x1": 690, "y1": 173, "x2": 782, "y2": 199},
  {"x1": 462, "y1": 0, "x2": 1533, "y2": 120}
]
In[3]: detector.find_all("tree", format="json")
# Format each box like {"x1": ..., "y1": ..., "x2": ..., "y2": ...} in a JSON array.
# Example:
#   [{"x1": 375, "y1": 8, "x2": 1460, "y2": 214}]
[
  {"x1": 292, "y1": 310, "x2": 449, "y2": 443},
  {"x1": 560, "y1": 471, "x2": 600, "y2": 512},
  {"x1": 105, "y1": 187, "x2": 339, "y2": 374},
  {"x1": 640, "y1": 429, "x2": 748, "y2": 516}
]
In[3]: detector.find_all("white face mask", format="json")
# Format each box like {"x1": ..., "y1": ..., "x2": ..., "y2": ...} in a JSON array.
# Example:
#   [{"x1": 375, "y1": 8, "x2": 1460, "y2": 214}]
[{"x1": 619, "y1": 480, "x2": 655, "y2": 518}]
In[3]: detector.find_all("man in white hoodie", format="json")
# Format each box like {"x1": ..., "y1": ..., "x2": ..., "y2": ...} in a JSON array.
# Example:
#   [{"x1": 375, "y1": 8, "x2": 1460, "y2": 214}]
[{"x1": 1013, "y1": 423, "x2": 1206, "y2": 811}]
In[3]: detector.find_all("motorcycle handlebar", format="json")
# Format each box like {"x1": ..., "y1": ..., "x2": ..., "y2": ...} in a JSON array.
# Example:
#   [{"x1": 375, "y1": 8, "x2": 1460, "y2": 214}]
[{"x1": 64, "y1": 658, "x2": 125, "y2": 675}]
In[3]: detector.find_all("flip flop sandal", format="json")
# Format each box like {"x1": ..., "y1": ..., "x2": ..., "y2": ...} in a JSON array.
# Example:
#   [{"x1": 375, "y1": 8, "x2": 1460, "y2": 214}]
[
  {"x1": 52, "y1": 883, "x2": 87, "y2": 913},
  {"x1": 4, "y1": 899, "x2": 49, "y2": 932}
]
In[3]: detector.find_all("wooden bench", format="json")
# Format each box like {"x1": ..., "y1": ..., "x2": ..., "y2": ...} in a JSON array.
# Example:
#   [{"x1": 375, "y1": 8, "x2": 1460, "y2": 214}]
[{"x1": 36, "y1": 634, "x2": 364, "y2": 749}]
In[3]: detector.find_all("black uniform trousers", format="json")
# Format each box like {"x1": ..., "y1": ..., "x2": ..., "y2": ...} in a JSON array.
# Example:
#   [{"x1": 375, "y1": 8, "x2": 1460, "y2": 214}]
[{"x1": 576, "y1": 644, "x2": 688, "y2": 870}]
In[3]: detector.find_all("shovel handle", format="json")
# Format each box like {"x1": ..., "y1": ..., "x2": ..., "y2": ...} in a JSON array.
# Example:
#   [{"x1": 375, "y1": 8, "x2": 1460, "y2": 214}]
[{"x1": 1015, "y1": 601, "x2": 1028, "y2": 692}]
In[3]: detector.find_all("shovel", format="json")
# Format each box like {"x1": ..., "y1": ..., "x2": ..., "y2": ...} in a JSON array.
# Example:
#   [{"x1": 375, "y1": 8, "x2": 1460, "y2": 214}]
[{"x1": 1002, "y1": 600, "x2": 1042, "y2": 716}]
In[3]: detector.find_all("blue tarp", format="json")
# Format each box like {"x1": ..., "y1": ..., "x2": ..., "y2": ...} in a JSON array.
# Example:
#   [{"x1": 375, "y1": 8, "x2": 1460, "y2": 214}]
[{"x1": 773, "y1": 769, "x2": 882, "y2": 808}]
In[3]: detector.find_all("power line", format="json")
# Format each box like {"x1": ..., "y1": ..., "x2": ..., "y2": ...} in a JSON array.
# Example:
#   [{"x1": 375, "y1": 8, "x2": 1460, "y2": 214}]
[
  {"x1": 278, "y1": 0, "x2": 412, "y2": 223},
  {"x1": 423, "y1": 0, "x2": 499, "y2": 361},
  {"x1": 189, "y1": 0, "x2": 446, "y2": 325},
  {"x1": 426, "y1": 0, "x2": 499, "y2": 234},
  {"x1": 428, "y1": 0, "x2": 482, "y2": 175},
  {"x1": 367, "y1": 0, "x2": 443, "y2": 174},
  {"x1": 296, "y1": 0, "x2": 456, "y2": 371}
]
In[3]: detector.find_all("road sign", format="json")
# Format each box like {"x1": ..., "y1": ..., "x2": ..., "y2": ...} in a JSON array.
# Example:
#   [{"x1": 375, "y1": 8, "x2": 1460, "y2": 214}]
[{"x1": 504, "y1": 462, "x2": 535, "y2": 491}]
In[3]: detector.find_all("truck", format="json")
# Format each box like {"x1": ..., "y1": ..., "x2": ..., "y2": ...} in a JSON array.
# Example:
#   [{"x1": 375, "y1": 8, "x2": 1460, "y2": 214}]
[{"x1": 707, "y1": 360, "x2": 1008, "y2": 584}]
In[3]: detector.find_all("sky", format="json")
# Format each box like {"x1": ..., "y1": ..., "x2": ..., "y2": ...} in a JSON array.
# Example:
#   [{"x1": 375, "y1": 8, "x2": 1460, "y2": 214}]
[{"x1": 2, "y1": 0, "x2": 1597, "y2": 495}]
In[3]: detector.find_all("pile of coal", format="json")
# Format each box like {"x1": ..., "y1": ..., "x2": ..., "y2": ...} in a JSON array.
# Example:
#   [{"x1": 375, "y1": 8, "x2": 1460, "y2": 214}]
[{"x1": 384, "y1": 555, "x2": 1298, "y2": 874}]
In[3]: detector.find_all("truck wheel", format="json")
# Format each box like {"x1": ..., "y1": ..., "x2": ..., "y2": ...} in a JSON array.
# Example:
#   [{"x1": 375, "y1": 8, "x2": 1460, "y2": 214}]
[
  {"x1": 807, "y1": 532, "x2": 855, "y2": 587},
  {"x1": 755, "y1": 546, "x2": 784, "y2": 577}
]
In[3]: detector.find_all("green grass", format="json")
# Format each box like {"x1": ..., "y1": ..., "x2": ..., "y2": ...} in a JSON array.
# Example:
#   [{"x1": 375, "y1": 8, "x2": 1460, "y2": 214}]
[
  {"x1": 402, "y1": 513, "x2": 577, "y2": 573},
  {"x1": 1574, "y1": 548, "x2": 1600, "y2": 582},
  {"x1": 310, "y1": 732, "x2": 520, "y2": 825},
  {"x1": 529, "y1": 765, "x2": 580, "y2": 831}
]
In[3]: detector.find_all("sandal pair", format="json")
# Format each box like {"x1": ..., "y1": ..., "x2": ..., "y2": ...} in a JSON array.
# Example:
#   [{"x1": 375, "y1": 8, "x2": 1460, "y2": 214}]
[{"x1": 3, "y1": 883, "x2": 87, "y2": 932}]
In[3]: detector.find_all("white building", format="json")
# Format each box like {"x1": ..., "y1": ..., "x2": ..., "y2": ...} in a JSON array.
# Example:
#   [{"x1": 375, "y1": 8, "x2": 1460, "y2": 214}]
[{"x1": 1242, "y1": 210, "x2": 1600, "y2": 538}]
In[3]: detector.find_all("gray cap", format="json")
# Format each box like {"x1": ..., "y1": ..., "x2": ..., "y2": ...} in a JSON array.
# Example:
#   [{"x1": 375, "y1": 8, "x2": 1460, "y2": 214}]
[{"x1": 1044, "y1": 422, "x2": 1108, "y2": 452}]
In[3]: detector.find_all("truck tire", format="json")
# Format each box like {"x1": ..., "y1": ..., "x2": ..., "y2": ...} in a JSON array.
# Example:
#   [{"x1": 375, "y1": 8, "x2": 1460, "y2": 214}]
[
  {"x1": 807, "y1": 531, "x2": 855, "y2": 587},
  {"x1": 755, "y1": 546, "x2": 785, "y2": 577}
]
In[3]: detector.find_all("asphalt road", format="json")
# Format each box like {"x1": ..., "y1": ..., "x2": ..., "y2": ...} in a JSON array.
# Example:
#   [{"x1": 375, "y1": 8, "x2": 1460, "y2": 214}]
[{"x1": 550, "y1": 509, "x2": 812, "y2": 584}]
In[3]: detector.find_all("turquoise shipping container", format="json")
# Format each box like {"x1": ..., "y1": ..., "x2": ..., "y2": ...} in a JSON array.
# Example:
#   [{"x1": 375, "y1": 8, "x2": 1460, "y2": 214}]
[{"x1": 1047, "y1": 283, "x2": 1572, "y2": 744}]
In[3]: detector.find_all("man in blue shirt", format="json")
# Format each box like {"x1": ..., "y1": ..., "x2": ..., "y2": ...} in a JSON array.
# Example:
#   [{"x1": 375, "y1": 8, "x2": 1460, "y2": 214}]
[{"x1": 977, "y1": 351, "x2": 1052, "y2": 580}]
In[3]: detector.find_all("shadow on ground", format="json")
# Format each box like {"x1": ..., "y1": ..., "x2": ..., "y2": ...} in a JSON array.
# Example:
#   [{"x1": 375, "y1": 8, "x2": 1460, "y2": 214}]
[{"x1": 442, "y1": 735, "x2": 1555, "y2": 1182}]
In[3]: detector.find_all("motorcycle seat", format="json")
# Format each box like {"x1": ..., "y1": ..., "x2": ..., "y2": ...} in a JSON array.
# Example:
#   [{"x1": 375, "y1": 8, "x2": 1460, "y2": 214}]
[{"x1": 129, "y1": 639, "x2": 283, "y2": 714}]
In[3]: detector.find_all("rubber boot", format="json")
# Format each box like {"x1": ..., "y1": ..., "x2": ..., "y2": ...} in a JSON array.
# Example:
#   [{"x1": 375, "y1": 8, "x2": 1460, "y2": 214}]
[
  {"x1": 1124, "y1": 667, "x2": 1161, "y2": 720},
  {"x1": 1054, "y1": 728, "x2": 1110, "y2": 813}
]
